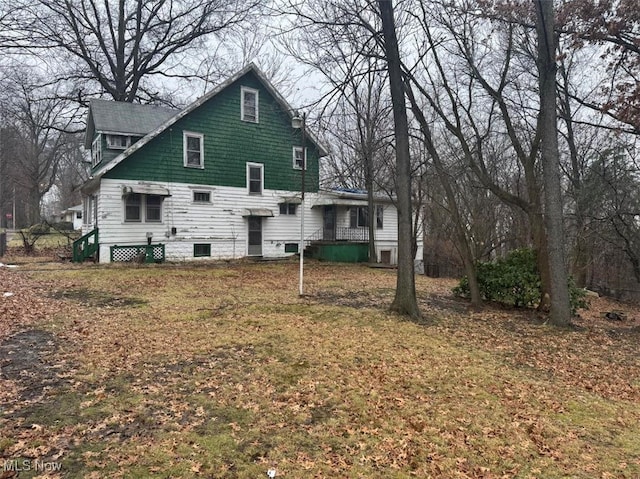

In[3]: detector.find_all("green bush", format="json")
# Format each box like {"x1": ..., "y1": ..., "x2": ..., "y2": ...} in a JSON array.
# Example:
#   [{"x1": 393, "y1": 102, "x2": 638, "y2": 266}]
[
  {"x1": 453, "y1": 248, "x2": 587, "y2": 315},
  {"x1": 51, "y1": 221, "x2": 74, "y2": 231},
  {"x1": 28, "y1": 223, "x2": 50, "y2": 235}
]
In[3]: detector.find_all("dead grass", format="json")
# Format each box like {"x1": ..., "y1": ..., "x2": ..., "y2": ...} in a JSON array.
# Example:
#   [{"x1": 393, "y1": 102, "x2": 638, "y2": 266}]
[{"x1": 0, "y1": 260, "x2": 639, "y2": 478}]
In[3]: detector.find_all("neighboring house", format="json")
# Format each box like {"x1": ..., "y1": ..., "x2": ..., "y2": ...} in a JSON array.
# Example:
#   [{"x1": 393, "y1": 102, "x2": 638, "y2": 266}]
[
  {"x1": 59, "y1": 205, "x2": 83, "y2": 230},
  {"x1": 77, "y1": 63, "x2": 419, "y2": 264}
]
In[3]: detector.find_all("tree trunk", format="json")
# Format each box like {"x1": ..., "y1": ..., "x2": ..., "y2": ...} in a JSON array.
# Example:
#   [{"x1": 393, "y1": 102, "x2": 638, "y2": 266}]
[
  {"x1": 378, "y1": 0, "x2": 421, "y2": 319},
  {"x1": 366, "y1": 158, "x2": 377, "y2": 263},
  {"x1": 535, "y1": 0, "x2": 572, "y2": 326}
]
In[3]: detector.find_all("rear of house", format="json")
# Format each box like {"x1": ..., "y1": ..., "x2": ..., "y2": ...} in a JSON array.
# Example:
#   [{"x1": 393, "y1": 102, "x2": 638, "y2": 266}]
[
  {"x1": 80, "y1": 64, "x2": 325, "y2": 263},
  {"x1": 78, "y1": 64, "x2": 420, "y2": 265}
]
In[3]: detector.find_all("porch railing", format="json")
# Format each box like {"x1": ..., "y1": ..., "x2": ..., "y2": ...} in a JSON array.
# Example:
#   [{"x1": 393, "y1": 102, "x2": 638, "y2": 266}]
[
  {"x1": 336, "y1": 226, "x2": 369, "y2": 242},
  {"x1": 307, "y1": 227, "x2": 369, "y2": 243},
  {"x1": 72, "y1": 228, "x2": 99, "y2": 262}
]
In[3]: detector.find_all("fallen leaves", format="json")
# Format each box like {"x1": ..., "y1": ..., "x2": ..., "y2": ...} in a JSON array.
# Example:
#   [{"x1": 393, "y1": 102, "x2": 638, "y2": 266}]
[{"x1": 0, "y1": 260, "x2": 639, "y2": 478}]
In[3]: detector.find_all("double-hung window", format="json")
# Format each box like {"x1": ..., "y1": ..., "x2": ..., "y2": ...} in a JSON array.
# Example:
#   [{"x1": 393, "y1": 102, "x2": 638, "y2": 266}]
[
  {"x1": 125, "y1": 194, "x2": 163, "y2": 222},
  {"x1": 247, "y1": 163, "x2": 263, "y2": 195},
  {"x1": 183, "y1": 132, "x2": 204, "y2": 168},
  {"x1": 293, "y1": 147, "x2": 306, "y2": 170},
  {"x1": 279, "y1": 203, "x2": 297, "y2": 215},
  {"x1": 125, "y1": 193, "x2": 142, "y2": 222},
  {"x1": 146, "y1": 195, "x2": 162, "y2": 222},
  {"x1": 241, "y1": 87, "x2": 259, "y2": 123}
]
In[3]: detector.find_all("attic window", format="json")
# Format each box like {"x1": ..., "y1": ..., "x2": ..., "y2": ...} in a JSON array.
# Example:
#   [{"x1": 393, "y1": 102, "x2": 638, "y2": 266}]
[
  {"x1": 293, "y1": 147, "x2": 307, "y2": 170},
  {"x1": 241, "y1": 86, "x2": 259, "y2": 123},
  {"x1": 106, "y1": 134, "x2": 131, "y2": 150},
  {"x1": 183, "y1": 131, "x2": 204, "y2": 168}
]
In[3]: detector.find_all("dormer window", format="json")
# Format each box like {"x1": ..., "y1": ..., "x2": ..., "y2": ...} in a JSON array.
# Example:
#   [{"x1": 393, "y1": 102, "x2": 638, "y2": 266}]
[
  {"x1": 106, "y1": 134, "x2": 131, "y2": 150},
  {"x1": 241, "y1": 86, "x2": 259, "y2": 123},
  {"x1": 91, "y1": 134, "x2": 102, "y2": 167}
]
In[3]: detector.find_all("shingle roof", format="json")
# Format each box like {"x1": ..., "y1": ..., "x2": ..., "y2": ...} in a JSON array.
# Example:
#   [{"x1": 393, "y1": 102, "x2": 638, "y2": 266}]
[
  {"x1": 82, "y1": 63, "x2": 329, "y2": 190},
  {"x1": 84, "y1": 99, "x2": 178, "y2": 148}
]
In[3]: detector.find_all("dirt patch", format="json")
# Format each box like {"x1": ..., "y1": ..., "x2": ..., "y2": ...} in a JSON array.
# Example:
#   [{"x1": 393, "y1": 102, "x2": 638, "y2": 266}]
[{"x1": 0, "y1": 329, "x2": 66, "y2": 404}]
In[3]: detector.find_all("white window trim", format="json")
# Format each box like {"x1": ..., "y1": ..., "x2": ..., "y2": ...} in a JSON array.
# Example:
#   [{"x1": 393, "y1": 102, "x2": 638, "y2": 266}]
[
  {"x1": 293, "y1": 146, "x2": 307, "y2": 170},
  {"x1": 123, "y1": 194, "x2": 164, "y2": 223},
  {"x1": 91, "y1": 134, "x2": 102, "y2": 167},
  {"x1": 183, "y1": 131, "x2": 204, "y2": 168},
  {"x1": 193, "y1": 191, "x2": 212, "y2": 203},
  {"x1": 241, "y1": 86, "x2": 259, "y2": 123},
  {"x1": 106, "y1": 134, "x2": 131, "y2": 150},
  {"x1": 246, "y1": 162, "x2": 264, "y2": 195}
]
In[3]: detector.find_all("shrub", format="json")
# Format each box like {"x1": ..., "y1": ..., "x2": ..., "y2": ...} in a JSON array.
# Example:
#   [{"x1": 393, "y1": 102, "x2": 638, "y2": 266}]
[
  {"x1": 51, "y1": 221, "x2": 74, "y2": 231},
  {"x1": 28, "y1": 223, "x2": 50, "y2": 235},
  {"x1": 453, "y1": 248, "x2": 587, "y2": 315}
]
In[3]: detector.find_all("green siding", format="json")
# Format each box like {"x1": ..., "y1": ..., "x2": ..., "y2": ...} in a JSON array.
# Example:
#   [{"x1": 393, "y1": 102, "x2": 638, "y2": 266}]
[
  {"x1": 314, "y1": 243, "x2": 369, "y2": 263},
  {"x1": 103, "y1": 72, "x2": 320, "y2": 192}
]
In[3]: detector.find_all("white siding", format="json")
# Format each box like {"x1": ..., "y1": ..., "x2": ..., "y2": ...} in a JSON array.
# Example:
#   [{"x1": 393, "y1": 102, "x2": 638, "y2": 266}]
[
  {"x1": 94, "y1": 179, "x2": 323, "y2": 263},
  {"x1": 90, "y1": 180, "x2": 422, "y2": 264}
]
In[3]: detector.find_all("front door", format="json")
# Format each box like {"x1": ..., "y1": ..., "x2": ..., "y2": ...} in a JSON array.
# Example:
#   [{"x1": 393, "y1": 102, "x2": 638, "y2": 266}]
[
  {"x1": 248, "y1": 217, "x2": 262, "y2": 256},
  {"x1": 323, "y1": 205, "x2": 336, "y2": 241}
]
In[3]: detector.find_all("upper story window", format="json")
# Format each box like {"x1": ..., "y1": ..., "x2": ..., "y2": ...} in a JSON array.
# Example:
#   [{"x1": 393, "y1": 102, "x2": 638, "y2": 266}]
[
  {"x1": 350, "y1": 205, "x2": 384, "y2": 229},
  {"x1": 247, "y1": 163, "x2": 263, "y2": 195},
  {"x1": 106, "y1": 134, "x2": 131, "y2": 150},
  {"x1": 241, "y1": 86, "x2": 259, "y2": 123},
  {"x1": 193, "y1": 191, "x2": 211, "y2": 203},
  {"x1": 91, "y1": 135, "x2": 102, "y2": 167},
  {"x1": 183, "y1": 131, "x2": 204, "y2": 168},
  {"x1": 293, "y1": 147, "x2": 307, "y2": 170}
]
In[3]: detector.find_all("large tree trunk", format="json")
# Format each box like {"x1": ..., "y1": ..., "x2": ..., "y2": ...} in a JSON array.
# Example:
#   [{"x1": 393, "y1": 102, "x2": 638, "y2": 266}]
[
  {"x1": 378, "y1": 0, "x2": 421, "y2": 319},
  {"x1": 365, "y1": 158, "x2": 377, "y2": 263},
  {"x1": 535, "y1": 0, "x2": 572, "y2": 326}
]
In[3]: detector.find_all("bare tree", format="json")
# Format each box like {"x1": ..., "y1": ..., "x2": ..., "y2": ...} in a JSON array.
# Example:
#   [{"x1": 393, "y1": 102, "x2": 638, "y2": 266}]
[
  {"x1": 535, "y1": 0, "x2": 571, "y2": 326},
  {"x1": 378, "y1": 0, "x2": 421, "y2": 319},
  {"x1": 0, "y1": 74, "x2": 77, "y2": 225},
  {"x1": 5, "y1": 0, "x2": 263, "y2": 104}
]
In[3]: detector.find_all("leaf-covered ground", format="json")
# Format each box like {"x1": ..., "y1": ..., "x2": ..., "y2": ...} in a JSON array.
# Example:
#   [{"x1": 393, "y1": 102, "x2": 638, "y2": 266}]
[{"x1": 0, "y1": 258, "x2": 639, "y2": 478}]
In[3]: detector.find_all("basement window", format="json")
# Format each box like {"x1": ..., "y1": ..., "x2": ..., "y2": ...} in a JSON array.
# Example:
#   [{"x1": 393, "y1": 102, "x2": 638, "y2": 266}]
[{"x1": 194, "y1": 244, "x2": 211, "y2": 257}]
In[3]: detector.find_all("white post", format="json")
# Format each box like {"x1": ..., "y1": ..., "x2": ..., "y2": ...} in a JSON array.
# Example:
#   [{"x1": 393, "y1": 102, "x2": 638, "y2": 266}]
[
  {"x1": 299, "y1": 112, "x2": 306, "y2": 296},
  {"x1": 299, "y1": 197, "x2": 304, "y2": 296},
  {"x1": 292, "y1": 111, "x2": 306, "y2": 297}
]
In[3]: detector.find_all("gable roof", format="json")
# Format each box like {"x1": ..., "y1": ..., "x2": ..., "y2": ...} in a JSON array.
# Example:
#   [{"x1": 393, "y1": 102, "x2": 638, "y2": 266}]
[
  {"x1": 84, "y1": 63, "x2": 329, "y2": 189},
  {"x1": 84, "y1": 100, "x2": 179, "y2": 148}
]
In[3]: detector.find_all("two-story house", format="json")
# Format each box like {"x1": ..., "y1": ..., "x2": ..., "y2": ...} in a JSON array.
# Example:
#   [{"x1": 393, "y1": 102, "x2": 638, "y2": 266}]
[{"x1": 77, "y1": 64, "x2": 418, "y2": 264}]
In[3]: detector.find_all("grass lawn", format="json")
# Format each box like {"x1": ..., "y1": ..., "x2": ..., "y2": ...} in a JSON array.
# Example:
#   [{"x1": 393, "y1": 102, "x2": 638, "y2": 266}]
[
  {"x1": 6, "y1": 231, "x2": 79, "y2": 249},
  {"x1": 0, "y1": 259, "x2": 639, "y2": 478}
]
